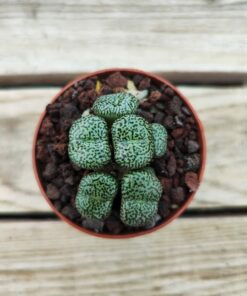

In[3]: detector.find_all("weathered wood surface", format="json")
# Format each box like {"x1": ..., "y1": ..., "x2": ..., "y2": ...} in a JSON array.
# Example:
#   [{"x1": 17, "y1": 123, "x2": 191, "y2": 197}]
[
  {"x1": 0, "y1": 217, "x2": 246, "y2": 296},
  {"x1": 0, "y1": 0, "x2": 247, "y2": 83},
  {"x1": 0, "y1": 85, "x2": 246, "y2": 213},
  {"x1": 0, "y1": 1, "x2": 246, "y2": 294}
]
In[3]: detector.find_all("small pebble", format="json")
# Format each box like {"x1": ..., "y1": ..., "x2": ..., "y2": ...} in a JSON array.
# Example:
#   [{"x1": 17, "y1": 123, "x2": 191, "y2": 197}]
[
  {"x1": 63, "y1": 88, "x2": 74, "y2": 101},
  {"x1": 162, "y1": 194, "x2": 171, "y2": 204},
  {"x1": 174, "y1": 146, "x2": 184, "y2": 158},
  {"x1": 171, "y1": 128, "x2": 185, "y2": 139},
  {"x1": 52, "y1": 177, "x2": 64, "y2": 187},
  {"x1": 82, "y1": 218, "x2": 104, "y2": 233},
  {"x1": 132, "y1": 74, "x2": 143, "y2": 86},
  {"x1": 39, "y1": 117, "x2": 54, "y2": 136},
  {"x1": 164, "y1": 87, "x2": 175, "y2": 98},
  {"x1": 36, "y1": 145, "x2": 49, "y2": 162},
  {"x1": 186, "y1": 117, "x2": 195, "y2": 125},
  {"x1": 155, "y1": 102, "x2": 165, "y2": 110},
  {"x1": 43, "y1": 162, "x2": 57, "y2": 180},
  {"x1": 163, "y1": 115, "x2": 174, "y2": 129},
  {"x1": 149, "y1": 90, "x2": 162, "y2": 103},
  {"x1": 73, "y1": 81, "x2": 79, "y2": 88},
  {"x1": 185, "y1": 172, "x2": 199, "y2": 192},
  {"x1": 188, "y1": 140, "x2": 200, "y2": 153},
  {"x1": 160, "y1": 177, "x2": 172, "y2": 194},
  {"x1": 61, "y1": 195, "x2": 70, "y2": 204},
  {"x1": 189, "y1": 130, "x2": 197, "y2": 140},
  {"x1": 144, "y1": 214, "x2": 161, "y2": 230},
  {"x1": 158, "y1": 200, "x2": 170, "y2": 218},
  {"x1": 168, "y1": 140, "x2": 175, "y2": 149},
  {"x1": 60, "y1": 103, "x2": 80, "y2": 121},
  {"x1": 173, "y1": 174, "x2": 180, "y2": 187},
  {"x1": 154, "y1": 112, "x2": 165, "y2": 124},
  {"x1": 181, "y1": 106, "x2": 191, "y2": 116},
  {"x1": 83, "y1": 79, "x2": 95, "y2": 90},
  {"x1": 153, "y1": 158, "x2": 168, "y2": 176},
  {"x1": 52, "y1": 143, "x2": 67, "y2": 156},
  {"x1": 177, "y1": 159, "x2": 184, "y2": 168},
  {"x1": 105, "y1": 216, "x2": 124, "y2": 234},
  {"x1": 140, "y1": 101, "x2": 152, "y2": 110},
  {"x1": 174, "y1": 116, "x2": 184, "y2": 127},
  {"x1": 170, "y1": 204, "x2": 179, "y2": 210},
  {"x1": 184, "y1": 154, "x2": 201, "y2": 171},
  {"x1": 71, "y1": 163, "x2": 82, "y2": 171},
  {"x1": 167, "y1": 154, "x2": 177, "y2": 177},
  {"x1": 53, "y1": 200, "x2": 62, "y2": 211},
  {"x1": 46, "y1": 184, "x2": 60, "y2": 200},
  {"x1": 169, "y1": 96, "x2": 182, "y2": 115},
  {"x1": 65, "y1": 175, "x2": 75, "y2": 185},
  {"x1": 71, "y1": 90, "x2": 78, "y2": 100},
  {"x1": 136, "y1": 109, "x2": 154, "y2": 123},
  {"x1": 60, "y1": 184, "x2": 72, "y2": 197},
  {"x1": 105, "y1": 72, "x2": 127, "y2": 88},
  {"x1": 113, "y1": 87, "x2": 126, "y2": 93},
  {"x1": 62, "y1": 205, "x2": 81, "y2": 220},
  {"x1": 171, "y1": 187, "x2": 185, "y2": 204},
  {"x1": 150, "y1": 106, "x2": 158, "y2": 114},
  {"x1": 100, "y1": 85, "x2": 112, "y2": 95},
  {"x1": 139, "y1": 77, "x2": 151, "y2": 90},
  {"x1": 46, "y1": 103, "x2": 61, "y2": 123}
]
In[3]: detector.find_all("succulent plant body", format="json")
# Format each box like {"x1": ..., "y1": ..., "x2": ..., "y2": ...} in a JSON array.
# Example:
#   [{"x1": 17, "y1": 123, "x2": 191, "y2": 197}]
[
  {"x1": 112, "y1": 114, "x2": 154, "y2": 169},
  {"x1": 68, "y1": 115, "x2": 111, "y2": 169},
  {"x1": 92, "y1": 92, "x2": 138, "y2": 121},
  {"x1": 121, "y1": 168, "x2": 163, "y2": 227},
  {"x1": 75, "y1": 172, "x2": 118, "y2": 220},
  {"x1": 68, "y1": 92, "x2": 168, "y2": 227}
]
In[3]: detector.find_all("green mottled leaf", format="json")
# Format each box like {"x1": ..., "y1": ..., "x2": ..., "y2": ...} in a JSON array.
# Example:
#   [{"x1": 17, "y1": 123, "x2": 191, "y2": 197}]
[
  {"x1": 92, "y1": 92, "x2": 138, "y2": 121},
  {"x1": 151, "y1": 123, "x2": 168, "y2": 157},
  {"x1": 120, "y1": 168, "x2": 162, "y2": 227},
  {"x1": 68, "y1": 115, "x2": 111, "y2": 169},
  {"x1": 75, "y1": 172, "x2": 118, "y2": 220},
  {"x1": 112, "y1": 114, "x2": 154, "y2": 169}
]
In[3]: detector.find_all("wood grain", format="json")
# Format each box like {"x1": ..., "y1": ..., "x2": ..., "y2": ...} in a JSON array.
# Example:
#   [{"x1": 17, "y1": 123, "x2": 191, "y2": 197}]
[
  {"x1": 180, "y1": 85, "x2": 247, "y2": 209},
  {"x1": 0, "y1": 0, "x2": 246, "y2": 83},
  {"x1": 0, "y1": 85, "x2": 246, "y2": 213},
  {"x1": 0, "y1": 217, "x2": 246, "y2": 295}
]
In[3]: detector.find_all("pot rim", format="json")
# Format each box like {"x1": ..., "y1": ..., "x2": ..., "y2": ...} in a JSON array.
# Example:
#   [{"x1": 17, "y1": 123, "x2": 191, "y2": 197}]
[{"x1": 32, "y1": 68, "x2": 207, "y2": 239}]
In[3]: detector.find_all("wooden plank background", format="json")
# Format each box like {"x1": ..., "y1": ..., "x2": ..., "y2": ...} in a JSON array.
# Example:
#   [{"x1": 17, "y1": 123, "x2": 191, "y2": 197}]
[
  {"x1": 0, "y1": 85, "x2": 246, "y2": 213},
  {"x1": 0, "y1": 0, "x2": 246, "y2": 295},
  {"x1": 1, "y1": 218, "x2": 247, "y2": 296},
  {"x1": 0, "y1": 0, "x2": 247, "y2": 84}
]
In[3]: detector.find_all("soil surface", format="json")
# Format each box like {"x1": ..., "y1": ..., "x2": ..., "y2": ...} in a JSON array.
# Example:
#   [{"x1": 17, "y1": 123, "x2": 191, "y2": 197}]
[{"x1": 36, "y1": 71, "x2": 201, "y2": 235}]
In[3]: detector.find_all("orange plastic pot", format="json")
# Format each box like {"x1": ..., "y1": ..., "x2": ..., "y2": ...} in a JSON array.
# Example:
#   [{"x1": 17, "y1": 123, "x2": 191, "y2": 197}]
[{"x1": 32, "y1": 68, "x2": 206, "y2": 239}]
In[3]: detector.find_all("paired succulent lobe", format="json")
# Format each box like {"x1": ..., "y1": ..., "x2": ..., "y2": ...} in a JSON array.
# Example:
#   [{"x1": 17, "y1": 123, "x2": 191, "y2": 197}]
[
  {"x1": 120, "y1": 168, "x2": 163, "y2": 227},
  {"x1": 92, "y1": 92, "x2": 138, "y2": 121},
  {"x1": 68, "y1": 115, "x2": 111, "y2": 169},
  {"x1": 75, "y1": 172, "x2": 118, "y2": 220},
  {"x1": 151, "y1": 123, "x2": 168, "y2": 158},
  {"x1": 112, "y1": 114, "x2": 154, "y2": 169}
]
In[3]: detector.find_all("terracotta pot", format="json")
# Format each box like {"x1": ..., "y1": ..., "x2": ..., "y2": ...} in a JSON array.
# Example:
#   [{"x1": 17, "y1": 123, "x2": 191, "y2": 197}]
[{"x1": 32, "y1": 68, "x2": 206, "y2": 239}]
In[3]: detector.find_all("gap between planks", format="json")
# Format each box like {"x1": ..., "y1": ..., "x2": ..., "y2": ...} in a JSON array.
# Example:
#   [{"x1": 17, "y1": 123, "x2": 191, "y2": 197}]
[
  {"x1": 0, "y1": 72, "x2": 246, "y2": 87},
  {"x1": 0, "y1": 207, "x2": 247, "y2": 221}
]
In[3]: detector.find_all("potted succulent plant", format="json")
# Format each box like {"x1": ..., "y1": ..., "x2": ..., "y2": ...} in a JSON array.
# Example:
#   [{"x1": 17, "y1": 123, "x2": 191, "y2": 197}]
[{"x1": 33, "y1": 69, "x2": 206, "y2": 238}]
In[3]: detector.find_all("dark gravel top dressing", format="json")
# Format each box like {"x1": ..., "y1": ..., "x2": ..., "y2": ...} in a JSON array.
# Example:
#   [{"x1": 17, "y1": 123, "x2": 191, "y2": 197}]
[{"x1": 35, "y1": 71, "x2": 201, "y2": 235}]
